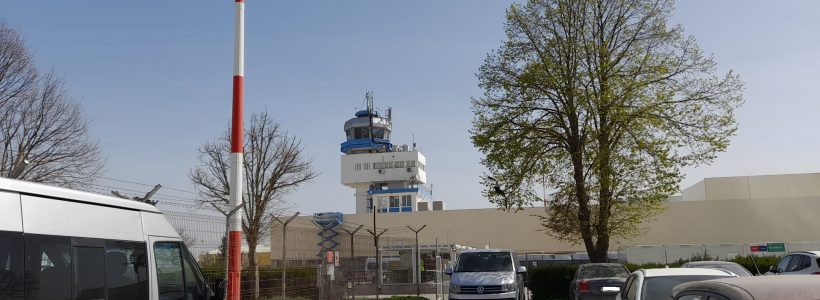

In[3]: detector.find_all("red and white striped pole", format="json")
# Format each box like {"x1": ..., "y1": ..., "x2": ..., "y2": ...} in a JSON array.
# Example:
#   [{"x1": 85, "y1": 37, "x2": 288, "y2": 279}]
[{"x1": 228, "y1": 0, "x2": 244, "y2": 299}]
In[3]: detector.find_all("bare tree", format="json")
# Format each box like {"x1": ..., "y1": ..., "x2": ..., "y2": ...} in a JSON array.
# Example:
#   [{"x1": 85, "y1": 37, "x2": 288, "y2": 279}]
[
  {"x1": 0, "y1": 22, "x2": 37, "y2": 106},
  {"x1": 190, "y1": 111, "x2": 317, "y2": 278},
  {"x1": 0, "y1": 23, "x2": 103, "y2": 188}
]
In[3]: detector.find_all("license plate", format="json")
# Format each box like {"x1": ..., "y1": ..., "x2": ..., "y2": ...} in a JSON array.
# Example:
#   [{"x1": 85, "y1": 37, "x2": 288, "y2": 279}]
[{"x1": 601, "y1": 286, "x2": 621, "y2": 293}]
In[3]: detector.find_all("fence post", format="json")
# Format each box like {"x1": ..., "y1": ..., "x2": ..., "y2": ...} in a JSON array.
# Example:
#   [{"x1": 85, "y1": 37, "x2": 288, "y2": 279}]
[
  {"x1": 366, "y1": 228, "x2": 388, "y2": 299},
  {"x1": 407, "y1": 225, "x2": 427, "y2": 296},
  {"x1": 340, "y1": 225, "x2": 364, "y2": 300},
  {"x1": 273, "y1": 212, "x2": 301, "y2": 300},
  {"x1": 435, "y1": 255, "x2": 442, "y2": 300}
]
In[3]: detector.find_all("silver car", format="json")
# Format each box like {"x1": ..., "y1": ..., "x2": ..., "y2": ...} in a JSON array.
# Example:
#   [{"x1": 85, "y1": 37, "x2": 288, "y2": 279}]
[
  {"x1": 672, "y1": 275, "x2": 820, "y2": 300},
  {"x1": 446, "y1": 249, "x2": 527, "y2": 300}
]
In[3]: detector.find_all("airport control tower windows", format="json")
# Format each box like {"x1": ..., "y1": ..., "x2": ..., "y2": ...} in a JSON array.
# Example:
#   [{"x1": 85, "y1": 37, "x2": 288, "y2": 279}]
[
  {"x1": 372, "y1": 128, "x2": 385, "y2": 139},
  {"x1": 353, "y1": 127, "x2": 370, "y2": 139}
]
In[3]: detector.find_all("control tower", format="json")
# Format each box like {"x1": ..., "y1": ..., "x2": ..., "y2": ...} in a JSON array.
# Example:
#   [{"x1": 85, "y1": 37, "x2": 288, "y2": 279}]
[{"x1": 340, "y1": 92, "x2": 435, "y2": 214}]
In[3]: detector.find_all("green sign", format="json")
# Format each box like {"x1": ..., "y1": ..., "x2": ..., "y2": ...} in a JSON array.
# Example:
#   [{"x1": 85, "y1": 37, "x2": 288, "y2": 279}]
[{"x1": 767, "y1": 243, "x2": 786, "y2": 252}]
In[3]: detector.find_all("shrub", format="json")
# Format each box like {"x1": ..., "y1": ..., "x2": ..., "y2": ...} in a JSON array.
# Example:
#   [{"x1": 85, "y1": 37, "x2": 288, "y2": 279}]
[
  {"x1": 526, "y1": 264, "x2": 578, "y2": 300},
  {"x1": 730, "y1": 255, "x2": 780, "y2": 275}
]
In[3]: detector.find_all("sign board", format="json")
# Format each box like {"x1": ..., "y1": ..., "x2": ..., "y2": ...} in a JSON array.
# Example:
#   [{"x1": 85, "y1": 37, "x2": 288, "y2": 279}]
[
  {"x1": 752, "y1": 243, "x2": 786, "y2": 253},
  {"x1": 767, "y1": 243, "x2": 786, "y2": 252},
  {"x1": 334, "y1": 251, "x2": 340, "y2": 267}
]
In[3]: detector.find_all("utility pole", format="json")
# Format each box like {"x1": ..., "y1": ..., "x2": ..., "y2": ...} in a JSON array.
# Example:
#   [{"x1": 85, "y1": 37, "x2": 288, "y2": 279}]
[
  {"x1": 366, "y1": 227, "x2": 387, "y2": 300},
  {"x1": 111, "y1": 184, "x2": 162, "y2": 205},
  {"x1": 407, "y1": 225, "x2": 427, "y2": 296},
  {"x1": 209, "y1": 202, "x2": 243, "y2": 300},
  {"x1": 272, "y1": 212, "x2": 300, "y2": 300},
  {"x1": 340, "y1": 224, "x2": 363, "y2": 300},
  {"x1": 228, "y1": 0, "x2": 246, "y2": 299}
]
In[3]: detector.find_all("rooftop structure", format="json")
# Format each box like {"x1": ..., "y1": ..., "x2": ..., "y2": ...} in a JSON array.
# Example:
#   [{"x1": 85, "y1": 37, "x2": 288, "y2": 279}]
[{"x1": 676, "y1": 172, "x2": 820, "y2": 202}]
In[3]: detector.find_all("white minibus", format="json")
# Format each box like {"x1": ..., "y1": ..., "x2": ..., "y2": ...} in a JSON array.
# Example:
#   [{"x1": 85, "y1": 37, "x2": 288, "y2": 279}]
[{"x1": 0, "y1": 177, "x2": 224, "y2": 300}]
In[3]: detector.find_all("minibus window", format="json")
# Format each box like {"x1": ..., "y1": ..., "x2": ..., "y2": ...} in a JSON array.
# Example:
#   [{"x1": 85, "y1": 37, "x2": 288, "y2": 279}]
[
  {"x1": 74, "y1": 246, "x2": 105, "y2": 299},
  {"x1": 154, "y1": 242, "x2": 185, "y2": 300},
  {"x1": 24, "y1": 234, "x2": 72, "y2": 300},
  {"x1": 105, "y1": 241, "x2": 148, "y2": 300},
  {"x1": 0, "y1": 231, "x2": 23, "y2": 299},
  {"x1": 181, "y1": 246, "x2": 207, "y2": 299}
]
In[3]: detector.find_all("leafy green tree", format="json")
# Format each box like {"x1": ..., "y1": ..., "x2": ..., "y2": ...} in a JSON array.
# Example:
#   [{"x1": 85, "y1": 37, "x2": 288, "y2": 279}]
[{"x1": 471, "y1": 0, "x2": 743, "y2": 262}]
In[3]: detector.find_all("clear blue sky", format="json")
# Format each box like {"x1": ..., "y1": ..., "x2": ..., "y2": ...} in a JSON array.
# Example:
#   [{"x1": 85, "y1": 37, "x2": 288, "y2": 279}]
[{"x1": 2, "y1": 1, "x2": 819, "y2": 214}]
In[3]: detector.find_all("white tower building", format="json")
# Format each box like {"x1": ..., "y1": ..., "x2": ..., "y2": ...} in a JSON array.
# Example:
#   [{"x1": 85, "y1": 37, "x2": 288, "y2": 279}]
[{"x1": 340, "y1": 94, "x2": 436, "y2": 214}]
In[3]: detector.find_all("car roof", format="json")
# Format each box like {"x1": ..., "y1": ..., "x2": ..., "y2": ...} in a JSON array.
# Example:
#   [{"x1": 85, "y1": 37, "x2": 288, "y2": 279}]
[
  {"x1": 580, "y1": 263, "x2": 627, "y2": 268},
  {"x1": 641, "y1": 267, "x2": 736, "y2": 278},
  {"x1": 0, "y1": 177, "x2": 161, "y2": 213},
  {"x1": 683, "y1": 261, "x2": 740, "y2": 266},
  {"x1": 460, "y1": 249, "x2": 513, "y2": 254},
  {"x1": 789, "y1": 251, "x2": 820, "y2": 257},
  {"x1": 672, "y1": 275, "x2": 820, "y2": 300}
]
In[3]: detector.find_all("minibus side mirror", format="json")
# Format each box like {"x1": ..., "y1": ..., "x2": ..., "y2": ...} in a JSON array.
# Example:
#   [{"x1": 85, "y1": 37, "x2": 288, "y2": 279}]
[
  {"x1": 517, "y1": 266, "x2": 527, "y2": 274},
  {"x1": 210, "y1": 279, "x2": 226, "y2": 300}
]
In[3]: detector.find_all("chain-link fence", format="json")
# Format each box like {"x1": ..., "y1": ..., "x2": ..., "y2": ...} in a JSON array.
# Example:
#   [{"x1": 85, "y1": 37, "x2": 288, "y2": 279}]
[
  {"x1": 268, "y1": 218, "x2": 457, "y2": 299},
  {"x1": 81, "y1": 178, "x2": 458, "y2": 299}
]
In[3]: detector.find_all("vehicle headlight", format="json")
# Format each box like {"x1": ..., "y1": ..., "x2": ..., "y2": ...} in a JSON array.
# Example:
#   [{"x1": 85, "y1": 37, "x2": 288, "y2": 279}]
[
  {"x1": 502, "y1": 283, "x2": 517, "y2": 292},
  {"x1": 449, "y1": 284, "x2": 461, "y2": 293}
]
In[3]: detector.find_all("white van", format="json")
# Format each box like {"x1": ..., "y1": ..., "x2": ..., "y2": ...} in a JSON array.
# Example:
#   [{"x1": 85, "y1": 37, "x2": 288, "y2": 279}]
[
  {"x1": 0, "y1": 177, "x2": 223, "y2": 300},
  {"x1": 446, "y1": 249, "x2": 527, "y2": 300}
]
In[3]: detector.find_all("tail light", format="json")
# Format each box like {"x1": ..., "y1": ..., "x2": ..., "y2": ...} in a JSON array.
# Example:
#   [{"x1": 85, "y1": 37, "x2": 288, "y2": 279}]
[
  {"x1": 579, "y1": 280, "x2": 590, "y2": 292},
  {"x1": 811, "y1": 272, "x2": 820, "y2": 275}
]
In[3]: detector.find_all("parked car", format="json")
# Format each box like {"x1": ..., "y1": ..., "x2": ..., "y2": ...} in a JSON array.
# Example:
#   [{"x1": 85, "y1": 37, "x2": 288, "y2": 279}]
[
  {"x1": 672, "y1": 275, "x2": 820, "y2": 300},
  {"x1": 569, "y1": 263, "x2": 630, "y2": 300},
  {"x1": 446, "y1": 249, "x2": 527, "y2": 300},
  {"x1": 681, "y1": 261, "x2": 754, "y2": 277},
  {"x1": 616, "y1": 268, "x2": 737, "y2": 300},
  {"x1": 769, "y1": 251, "x2": 820, "y2": 275},
  {"x1": 0, "y1": 177, "x2": 224, "y2": 300}
]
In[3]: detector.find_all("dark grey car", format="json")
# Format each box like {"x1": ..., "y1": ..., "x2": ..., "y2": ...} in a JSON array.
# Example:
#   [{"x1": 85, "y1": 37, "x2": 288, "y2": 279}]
[{"x1": 569, "y1": 263, "x2": 630, "y2": 300}]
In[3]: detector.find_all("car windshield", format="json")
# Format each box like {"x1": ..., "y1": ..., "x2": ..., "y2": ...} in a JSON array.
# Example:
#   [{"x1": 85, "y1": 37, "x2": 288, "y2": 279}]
[
  {"x1": 643, "y1": 276, "x2": 729, "y2": 299},
  {"x1": 580, "y1": 265, "x2": 630, "y2": 279},
  {"x1": 455, "y1": 252, "x2": 513, "y2": 272}
]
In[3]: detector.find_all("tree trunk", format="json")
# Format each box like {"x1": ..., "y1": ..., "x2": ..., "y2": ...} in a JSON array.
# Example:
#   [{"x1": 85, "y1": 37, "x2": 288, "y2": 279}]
[{"x1": 247, "y1": 238, "x2": 259, "y2": 299}]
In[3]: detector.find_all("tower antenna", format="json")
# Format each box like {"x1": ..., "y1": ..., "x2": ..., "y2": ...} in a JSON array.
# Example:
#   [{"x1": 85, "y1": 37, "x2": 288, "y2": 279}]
[
  {"x1": 366, "y1": 91, "x2": 374, "y2": 152},
  {"x1": 412, "y1": 133, "x2": 416, "y2": 151}
]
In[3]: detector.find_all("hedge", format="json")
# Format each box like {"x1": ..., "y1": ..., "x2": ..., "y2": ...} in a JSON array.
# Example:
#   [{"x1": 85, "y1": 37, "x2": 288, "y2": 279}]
[{"x1": 526, "y1": 263, "x2": 577, "y2": 300}]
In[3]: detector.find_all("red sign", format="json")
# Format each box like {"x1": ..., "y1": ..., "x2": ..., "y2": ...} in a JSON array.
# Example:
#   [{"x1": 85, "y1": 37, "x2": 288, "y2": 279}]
[{"x1": 325, "y1": 251, "x2": 334, "y2": 263}]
